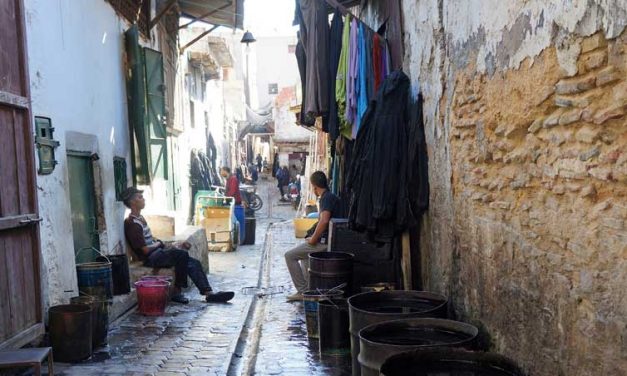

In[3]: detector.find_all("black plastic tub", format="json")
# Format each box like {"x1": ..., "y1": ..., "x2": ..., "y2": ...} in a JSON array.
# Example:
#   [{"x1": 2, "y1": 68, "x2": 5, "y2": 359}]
[
  {"x1": 347, "y1": 290, "x2": 448, "y2": 376},
  {"x1": 358, "y1": 318, "x2": 478, "y2": 376},
  {"x1": 380, "y1": 349, "x2": 525, "y2": 376}
]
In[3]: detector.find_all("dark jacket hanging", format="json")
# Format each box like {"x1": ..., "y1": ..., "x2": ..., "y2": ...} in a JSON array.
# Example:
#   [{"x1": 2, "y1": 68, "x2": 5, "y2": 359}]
[
  {"x1": 346, "y1": 70, "x2": 415, "y2": 241},
  {"x1": 298, "y1": 0, "x2": 330, "y2": 116},
  {"x1": 325, "y1": 9, "x2": 344, "y2": 139}
]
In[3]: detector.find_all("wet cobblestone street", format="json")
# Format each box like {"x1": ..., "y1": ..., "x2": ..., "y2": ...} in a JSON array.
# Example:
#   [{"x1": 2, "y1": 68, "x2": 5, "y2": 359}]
[
  {"x1": 250, "y1": 221, "x2": 351, "y2": 376},
  {"x1": 35, "y1": 180, "x2": 351, "y2": 376}
]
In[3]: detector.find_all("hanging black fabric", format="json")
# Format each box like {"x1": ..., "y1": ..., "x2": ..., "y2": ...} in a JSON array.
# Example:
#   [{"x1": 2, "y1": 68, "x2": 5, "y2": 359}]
[
  {"x1": 407, "y1": 94, "x2": 429, "y2": 215},
  {"x1": 298, "y1": 0, "x2": 330, "y2": 116},
  {"x1": 295, "y1": 33, "x2": 315, "y2": 126},
  {"x1": 325, "y1": 9, "x2": 344, "y2": 139},
  {"x1": 346, "y1": 70, "x2": 414, "y2": 241}
]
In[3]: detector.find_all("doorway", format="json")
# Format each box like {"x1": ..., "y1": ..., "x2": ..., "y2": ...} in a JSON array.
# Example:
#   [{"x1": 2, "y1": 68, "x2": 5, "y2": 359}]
[{"x1": 67, "y1": 152, "x2": 100, "y2": 263}]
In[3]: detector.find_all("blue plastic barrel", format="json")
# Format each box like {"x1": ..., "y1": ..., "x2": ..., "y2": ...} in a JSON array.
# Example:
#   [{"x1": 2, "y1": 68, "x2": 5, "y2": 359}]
[{"x1": 234, "y1": 205, "x2": 246, "y2": 245}]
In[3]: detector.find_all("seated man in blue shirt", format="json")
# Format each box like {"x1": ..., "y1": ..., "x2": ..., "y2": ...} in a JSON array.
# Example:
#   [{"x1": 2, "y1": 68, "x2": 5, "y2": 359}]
[{"x1": 284, "y1": 171, "x2": 341, "y2": 301}]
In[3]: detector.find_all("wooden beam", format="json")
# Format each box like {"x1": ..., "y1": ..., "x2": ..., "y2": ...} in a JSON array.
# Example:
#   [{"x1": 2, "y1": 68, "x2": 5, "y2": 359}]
[
  {"x1": 401, "y1": 230, "x2": 412, "y2": 290},
  {"x1": 0, "y1": 90, "x2": 29, "y2": 109},
  {"x1": 178, "y1": 2, "x2": 231, "y2": 30},
  {"x1": 149, "y1": 0, "x2": 178, "y2": 30},
  {"x1": 179, "y1": 25, "x2": 219, "y2": 53},
  {"x1": 0, "y1": 214, "x2": 40, "y2": 231}
]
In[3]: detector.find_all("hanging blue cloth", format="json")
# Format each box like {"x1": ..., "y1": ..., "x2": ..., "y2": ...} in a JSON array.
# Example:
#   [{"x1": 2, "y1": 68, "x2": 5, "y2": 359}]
[{"x1": 355, "y1": 23, "x2": 369, "y2": 137}]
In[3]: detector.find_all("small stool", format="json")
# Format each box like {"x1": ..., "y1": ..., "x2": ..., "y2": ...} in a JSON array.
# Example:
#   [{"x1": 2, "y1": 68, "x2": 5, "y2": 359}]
[{"x1": 0, "y1": 347, "x2": 53, "y2": 376}]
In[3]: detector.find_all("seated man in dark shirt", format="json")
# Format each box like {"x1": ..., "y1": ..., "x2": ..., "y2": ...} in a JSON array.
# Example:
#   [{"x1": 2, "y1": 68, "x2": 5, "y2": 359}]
[
  {"x1": 284, "y1": 171, "x2": 341, "y2": 301},
  {"x1": 121, "y1": 187, "x2": 234, "y2": 304}
]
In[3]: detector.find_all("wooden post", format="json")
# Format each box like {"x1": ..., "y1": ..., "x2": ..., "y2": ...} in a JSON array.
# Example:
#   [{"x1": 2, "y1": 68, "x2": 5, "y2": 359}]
[{"x1": 401, "y1": 230, "x2": 412, "y2": 290}]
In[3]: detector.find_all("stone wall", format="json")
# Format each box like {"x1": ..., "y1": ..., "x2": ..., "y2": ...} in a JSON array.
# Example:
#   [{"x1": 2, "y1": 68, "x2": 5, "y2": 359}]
[{"x1": 400, "y1": 1, "x2": 626, "y2": 375}]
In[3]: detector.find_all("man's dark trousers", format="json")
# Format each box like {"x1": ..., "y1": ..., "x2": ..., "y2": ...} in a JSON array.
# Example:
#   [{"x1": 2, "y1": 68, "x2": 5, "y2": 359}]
[{"x1": 145, "y1": 248, "x2": 211, "y2": 293}]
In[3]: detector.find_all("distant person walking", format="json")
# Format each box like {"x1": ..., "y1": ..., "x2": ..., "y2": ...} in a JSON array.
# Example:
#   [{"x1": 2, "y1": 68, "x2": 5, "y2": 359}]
[
  {"x1": 276, "y1": 166, "x2": 286, "y2": 200},
  {"x1": 256, "y1": 153, "x2": 263, "y2": 171}
]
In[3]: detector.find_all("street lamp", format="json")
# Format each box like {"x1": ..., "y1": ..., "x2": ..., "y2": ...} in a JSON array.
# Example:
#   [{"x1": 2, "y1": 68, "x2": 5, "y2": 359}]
[{"x1": 240, "y1": 31, "x2": 256, "y2": 106}]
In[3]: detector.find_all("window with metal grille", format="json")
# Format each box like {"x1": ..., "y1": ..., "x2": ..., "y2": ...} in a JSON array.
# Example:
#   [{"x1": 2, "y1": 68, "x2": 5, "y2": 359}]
[
  {"x1": 106, "y1": 0, "x2": 151, "y2": 37},
  {"x1": 114, "y1": 157, "x2": 128, "y2": 201}
]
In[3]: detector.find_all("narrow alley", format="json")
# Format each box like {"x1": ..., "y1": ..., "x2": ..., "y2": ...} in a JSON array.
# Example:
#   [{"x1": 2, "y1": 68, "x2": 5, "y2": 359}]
[
  {"x1": 0, "y1": 1, "x2": 625, "y2": 376},
  {"x1": 45, "y1": 181, "x2": 350, "y2": 376}
]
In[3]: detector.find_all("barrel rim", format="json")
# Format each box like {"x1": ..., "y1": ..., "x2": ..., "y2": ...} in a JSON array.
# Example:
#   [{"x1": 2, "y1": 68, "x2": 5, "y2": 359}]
[
  {"x1": 48, "y1": 304, "x2": 93, "y2": 314},
  {"x1": 76, "y1": 261, "x2": 112, "y2": 268},
  {"x1": 309, "y1": 251, "x2": 355, "y2": 260},
  {"x1": 380, "y1": 348, "x2": 525, "y2": 376},
  {"x1": 358, "y1": 317, "x2": 479, "y2": 349},
  {"x1": 348, "y1": 290, "x2": 448, "y2": 317}
]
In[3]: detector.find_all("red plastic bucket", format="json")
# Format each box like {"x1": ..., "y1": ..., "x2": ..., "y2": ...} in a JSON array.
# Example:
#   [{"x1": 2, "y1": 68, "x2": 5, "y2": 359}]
[
  {"x1": 135, "y1": 281, "x2": 170, "y2": 316},
  {"x1": 140, "y1": 275, "x2": 173, "y2": 283}
]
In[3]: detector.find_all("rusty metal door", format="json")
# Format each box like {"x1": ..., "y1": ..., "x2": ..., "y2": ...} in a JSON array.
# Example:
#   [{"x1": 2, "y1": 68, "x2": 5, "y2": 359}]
[{"x1": 0, "y1": 0, "x2": 44, "y2": 349}]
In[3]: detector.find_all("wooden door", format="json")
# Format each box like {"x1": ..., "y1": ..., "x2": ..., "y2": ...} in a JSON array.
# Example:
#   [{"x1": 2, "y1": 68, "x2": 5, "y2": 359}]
[{"x1": 0, "y1": 0, "x2": 44, "y2": 349}]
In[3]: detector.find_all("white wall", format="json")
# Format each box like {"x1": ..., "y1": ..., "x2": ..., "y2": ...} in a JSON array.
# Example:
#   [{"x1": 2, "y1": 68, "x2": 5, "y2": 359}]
[
  {"x1": 24, "y1": 0, "x2": 154, "y2": 307},
  {"x1": 254, "y1": 36, "x2": 300, "y2": 108}
]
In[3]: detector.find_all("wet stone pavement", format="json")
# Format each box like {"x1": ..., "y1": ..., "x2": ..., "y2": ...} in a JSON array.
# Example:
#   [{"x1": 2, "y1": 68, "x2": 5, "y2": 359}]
[
  {"x1": 27, "y1": 180, "x2": 351, "y2": 376},
  {"x1": 250, "y1": 221, "x2": 351, "y2": 376}
]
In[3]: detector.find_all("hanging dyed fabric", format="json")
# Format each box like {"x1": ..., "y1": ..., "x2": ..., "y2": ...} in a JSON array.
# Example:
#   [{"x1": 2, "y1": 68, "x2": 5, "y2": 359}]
[
  {"x1": 346, "y1": 18, "x2": 358, "y2": 128},
  {"x1": 346, "y1": 71, "x2": 413, "y2": 241},
  {"x1": 336, "y1": 14, "x2": 352, "y2": 140},
  {"x1": 298, "y1": 0, "x2": 330, "y2": 116},
  {"x1": 373, "y1": 34, "x2": 383, "y2": 92},
  {"x1": 355, "y1": 22, "x2": 368, "y2": 138},
  {"x1": 364, "y1": 26, "x2": 374, "y2": 101},
  {"x1": 326, "y1": 9, "x2": 344, "y2": 140},
  {"x1": 295, "y1": 33, "x2": 314, "y2": 126}
]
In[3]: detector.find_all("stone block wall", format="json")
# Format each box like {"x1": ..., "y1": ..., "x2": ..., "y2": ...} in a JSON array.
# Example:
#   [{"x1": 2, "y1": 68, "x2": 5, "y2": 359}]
[
  {"x1": 448, "y1": 32, "x2": 626, "y2": 375},
  {"x1": 400, "y1": 1, "x2": 626, "y2": 375}
]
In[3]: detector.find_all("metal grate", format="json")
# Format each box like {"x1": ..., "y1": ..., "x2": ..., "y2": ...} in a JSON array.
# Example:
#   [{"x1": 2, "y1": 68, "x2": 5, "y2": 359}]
[{"x1": 106, "y1": 0, "x2": 151, "y2": 37}]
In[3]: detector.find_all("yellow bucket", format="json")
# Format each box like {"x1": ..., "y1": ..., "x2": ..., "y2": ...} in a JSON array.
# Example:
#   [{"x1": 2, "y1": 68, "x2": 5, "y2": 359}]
[{"x1": 293, "y1": 218, "x2": 318, "y2": 238}]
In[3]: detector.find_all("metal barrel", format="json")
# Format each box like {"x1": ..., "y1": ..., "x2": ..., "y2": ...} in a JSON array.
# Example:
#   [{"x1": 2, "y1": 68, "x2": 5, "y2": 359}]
[
  {"x1": 70, "y1": 296, "x2": 109, "y2": 347},
  {"x1": 243, "y1": 217, "x2": 256, "y2": 245},
  {"x1": 308, "y1": 251, "x2": 354, "y2": 295},
  {"x1": 358, "y1": 318, "x2": 478, "y2": 376},
  {"x1": 76, "y1": 261, "x2": 113, "y2": 299},
  {"x1": 97, "y1": 255, "x2": 130, "y2": 295},
  {"x1": 70, "y1": 296, "x2": 104, "y2": 348},
  {"x1": 48, "y1": 304, "x2": 93, "y2": 362},
  {"x1": 380, "y1": 348, "x2": 525, "y2": 376},
  {"x1": 347, "y1": 290, "x2": 448, "y2": 376},
  {"x1": 303, "y1": 289, "x2": 344, "y2": 339},
  {"x1": 318, "y1": 298, "x2": 351, "y2": 357}
]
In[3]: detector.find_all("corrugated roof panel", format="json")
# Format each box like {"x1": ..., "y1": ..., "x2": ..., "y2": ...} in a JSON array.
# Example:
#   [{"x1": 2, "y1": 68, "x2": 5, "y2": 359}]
[{"x1": 178, "y1": 0, "x2": 244, "y2": 29}]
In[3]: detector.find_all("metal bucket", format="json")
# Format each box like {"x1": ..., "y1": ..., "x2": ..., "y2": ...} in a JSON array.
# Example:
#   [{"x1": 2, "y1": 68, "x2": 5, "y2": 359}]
[
  {"x1": 70, "y1": 295, "x2": 110, "y2": 348},
  {"x1": 318, "y1": 298, "x2": 351, "y2": 356},
  {"x1": 76, "y1": 248, "x2": 113, "y2": 299},
  {"x1": 49, "y1": 304, "x2": 93, "y2": 362},
  {"x1": 380, "y1": 348, "x2": 525, "y2": 376},
  {"x1": 308, "y1": 251, "x2": 354, "y2": 295},
  {"x1": 303, "y1": 289, "x2": 344, "y2": 339},
  {"x1": 347, "y1": 290, "x2": 448, "y2": 376},
  {"x1": 97, "y1": 254, "x2": 130, "y2": 295},
  {"x1": 358, "y1": 318, "x2": 478, "y2": 376}
]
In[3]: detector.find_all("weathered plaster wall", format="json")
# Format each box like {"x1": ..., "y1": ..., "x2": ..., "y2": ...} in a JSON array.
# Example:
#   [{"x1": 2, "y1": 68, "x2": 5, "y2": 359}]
[
  {"x1": 401, "y1": 1, "x2": 626, "y2": 374},
  {"x1": 24, "y1": 0, "x2": 158, "y2": 309}
]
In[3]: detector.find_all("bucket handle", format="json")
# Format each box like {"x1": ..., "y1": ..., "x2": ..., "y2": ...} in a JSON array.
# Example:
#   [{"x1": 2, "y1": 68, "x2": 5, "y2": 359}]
[
  {"x1": 76, "y1": 247, "x2": 110, "y2": 263},
  {"x1": 317, "y1": 282, "x2": 347, "y2": 296}
]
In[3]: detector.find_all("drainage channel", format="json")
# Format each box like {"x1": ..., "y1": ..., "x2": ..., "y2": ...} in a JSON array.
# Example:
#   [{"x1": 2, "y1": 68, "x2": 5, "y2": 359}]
[{"x1": 227, "y1": 191, "x2": 284, "y2": 375}]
